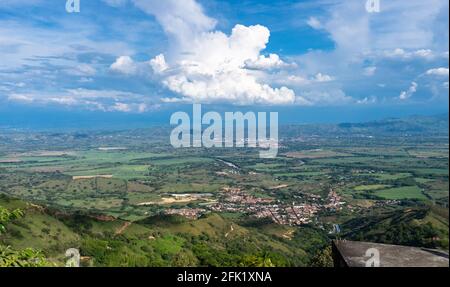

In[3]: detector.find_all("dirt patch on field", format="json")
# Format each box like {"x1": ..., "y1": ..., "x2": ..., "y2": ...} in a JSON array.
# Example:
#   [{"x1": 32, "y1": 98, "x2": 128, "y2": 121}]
[
  {"x1": 73, "y1": 175, "x2": 113, "y2": 180},
  {"x1": 35, "y1": 151, "x2": 77, "y2": 156},
  {"x1": 137, "y1": 194, "x2": 212, "y2": 206},
  {"x1": 89, "y1": 214, "x2": 116, "y2": 222},
  {"x1": 225, "y1": 225, "x2": 234, "y2": 238},
  {"x1": 138, "y1": 197, "x2": 199, "y2": 206},
  {"x1": 269, "y1": 184, "x2": 289, "y2": 190},
  {"x1": 27, "y1": 203, "x2": 47, "y2": 213},
  {"x1": 115, "y1": 222, "x2": 132, "y2": 235},
  {"x1": 0, "y1": 158, "x2": 22, "y2": 163},
  {"x1": 284, "y1": 150, "x2": 352, "y2": 159},
  {"x1": 281, "y1": 230, "x2": 295, "y2": 240}
]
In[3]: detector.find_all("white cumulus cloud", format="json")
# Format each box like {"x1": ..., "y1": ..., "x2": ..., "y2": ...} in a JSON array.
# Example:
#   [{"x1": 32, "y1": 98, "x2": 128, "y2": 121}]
[
  {"x1": 313, "y1": 73, "x2": 334, "y2": 82},
  {"x1": 110, "y1": 56, "x2": 137, "y2": 75},
  {"x1": 399, "y1": 82, "x2": 418, "y2": 100},
  {"x1": 131, "y1": 0, "x2": 296, "y2": 105},
  {"x1": 149, "y1": 54, "x2": 169, "y2": 74},
  {"x1": 112, "y1": 102, "x2": 132, "y2": 112},
  {"x1": 384, "y1": 49, "x2": 436, "y2": 60},
  {"x1": 6, "y1": 88, "x2": 156, "y2": 113},
  {"x1": 307, "y1": 17, "x2": 322, "y2": 30},
  {"x1": 244, "y1": 54, "x2": 295, "y2": 70},
  {"x1": 426, "y1": 67, "x2": 449, "y2": 76}
]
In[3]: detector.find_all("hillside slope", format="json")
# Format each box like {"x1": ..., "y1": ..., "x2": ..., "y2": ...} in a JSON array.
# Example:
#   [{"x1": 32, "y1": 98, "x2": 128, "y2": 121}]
[
  {"x1": 0, "y1": 195, "x2": 328, "y2": 267},
  {"x1": 341, "y1": 207, "x2": 449, "y2": 249}
]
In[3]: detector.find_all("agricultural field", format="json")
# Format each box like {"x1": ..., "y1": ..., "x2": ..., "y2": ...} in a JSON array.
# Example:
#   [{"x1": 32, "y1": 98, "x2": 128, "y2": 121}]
[
  {"x1": 374, "y1": 186, "x2": 428, "y2": 200},
  {"x1": 0, "y1": 116, "x2": 449, "y2": 266},
  {"x1": 0, "y1": 129, "x2": 448, "y2": 214}
]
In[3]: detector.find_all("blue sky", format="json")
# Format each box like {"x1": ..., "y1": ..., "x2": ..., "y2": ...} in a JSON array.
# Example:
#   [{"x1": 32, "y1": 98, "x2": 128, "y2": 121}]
[{"x1": 0, "y1": 0, "x2": 449, "y2": 126}]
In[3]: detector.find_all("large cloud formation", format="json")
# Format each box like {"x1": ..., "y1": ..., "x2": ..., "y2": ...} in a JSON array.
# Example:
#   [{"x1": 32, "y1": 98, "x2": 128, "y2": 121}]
[
  {"x1": 115, "y1": 0, "x2": 296, "y2": 105},
  {"x1": 103, "y1": 0, "x2": 447, "y2": 107},
  {"x1": 301, "y1": 0, "x2": 449, "y2": 103}
]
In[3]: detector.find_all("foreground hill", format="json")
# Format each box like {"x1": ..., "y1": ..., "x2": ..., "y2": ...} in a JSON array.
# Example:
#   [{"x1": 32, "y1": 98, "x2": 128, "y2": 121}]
[
  {"x1": 2, "y1": 197, "x2": 448, "y2": 266},
  {"x1": 341, "y1": 206, "x2": 449, "y2": 249},
  {"x1": 0, "y1": 195, "x2": 329, "y2": 267}
]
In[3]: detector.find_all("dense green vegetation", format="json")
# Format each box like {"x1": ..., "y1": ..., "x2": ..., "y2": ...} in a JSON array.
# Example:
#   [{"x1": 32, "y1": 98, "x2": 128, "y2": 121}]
[
  {"x1": 0, "y1": 202, "x2": 50, "y2": 267},
  {"x1": 0, "y1": 195, "x2": 329, "y2": 266},
  {"x1": 0, "y1": 114, "x2": 448, "y2": 266}
]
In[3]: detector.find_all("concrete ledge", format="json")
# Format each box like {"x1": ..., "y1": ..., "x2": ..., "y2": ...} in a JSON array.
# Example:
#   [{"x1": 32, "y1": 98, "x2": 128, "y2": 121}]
[{"x1": 332, "y1": 240, "x2": 449, "y2": 267}]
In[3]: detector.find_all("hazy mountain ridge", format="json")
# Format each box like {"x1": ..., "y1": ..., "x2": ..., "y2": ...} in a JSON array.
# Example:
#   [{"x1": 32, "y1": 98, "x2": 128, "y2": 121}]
[{"x1": 337, "y1": 114, "x2": 449, "y2": 135}]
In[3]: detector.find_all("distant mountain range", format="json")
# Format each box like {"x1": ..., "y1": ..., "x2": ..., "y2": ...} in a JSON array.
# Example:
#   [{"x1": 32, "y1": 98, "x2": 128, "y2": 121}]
[
  {"x1": 281, "y1": 113, "x2": 449, "y2": 137},
  {"x1": 338, "y1": 114, "x2": 449, "y2": 135},
  {"x1": 1, "y1": 112, "x2": 449, "y2": 136}
]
